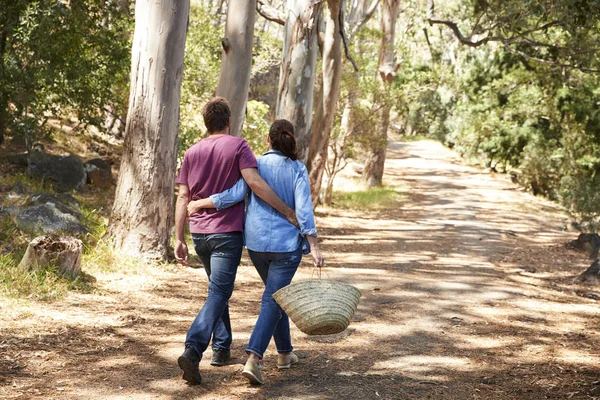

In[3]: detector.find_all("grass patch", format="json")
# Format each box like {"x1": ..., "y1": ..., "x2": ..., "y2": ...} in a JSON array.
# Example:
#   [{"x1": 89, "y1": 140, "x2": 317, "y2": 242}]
[
  {"x1": 0, "y1": 171, "x2": 53, "y2": 196},
  {"x1": 0, "y1": 253, "x2": 96, "y2": 301},
  {"x1": 332, "y1": 187, "x2": 403, "y2": 210}
]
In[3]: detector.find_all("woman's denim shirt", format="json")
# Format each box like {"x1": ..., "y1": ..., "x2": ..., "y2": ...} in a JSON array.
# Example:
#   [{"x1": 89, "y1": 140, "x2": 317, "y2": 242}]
[{"x1": 209, "y1": 150, "x2": 317, "y2": 253}]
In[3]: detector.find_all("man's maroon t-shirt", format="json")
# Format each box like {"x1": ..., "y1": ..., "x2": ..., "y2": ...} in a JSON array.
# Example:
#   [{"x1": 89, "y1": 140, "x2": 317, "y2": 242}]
[{"x1": 176, "y1": 135, "x2": 257, "y2": 234}]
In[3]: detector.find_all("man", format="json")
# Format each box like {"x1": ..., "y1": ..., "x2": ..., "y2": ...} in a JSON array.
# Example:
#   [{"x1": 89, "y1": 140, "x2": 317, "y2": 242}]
[{"x1": 174, "y1": 97, "x2": 296, "y2": 385}]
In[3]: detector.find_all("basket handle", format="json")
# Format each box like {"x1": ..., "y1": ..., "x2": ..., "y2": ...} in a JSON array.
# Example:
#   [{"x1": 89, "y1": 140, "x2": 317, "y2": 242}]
[{"x1": 310, "y1": 264, "x2": 331, "y2": 280}]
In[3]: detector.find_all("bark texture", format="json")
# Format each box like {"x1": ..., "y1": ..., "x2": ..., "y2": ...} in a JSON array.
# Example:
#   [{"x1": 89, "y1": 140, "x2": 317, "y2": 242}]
[
  {"x1": 276, "y1": 0, "x2": 322, "y2": 160},
  {"x1": 363, "y1": 0, "x2": 401, "y2": 187},
  {"x1": 108, "y1": 0, "x2": 190, "y2": 259},
  {"x1": 307, "y1": 0, "x2": 344, "y2": 204},
  {"x1": 215, "y1": 0, "x2": 256, "y2": 137}
]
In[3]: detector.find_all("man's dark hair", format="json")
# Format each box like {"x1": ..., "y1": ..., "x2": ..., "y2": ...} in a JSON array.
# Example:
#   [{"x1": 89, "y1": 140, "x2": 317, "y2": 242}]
[{"x1": 202, "y1": 97, "x2": 231, "y2": 133}]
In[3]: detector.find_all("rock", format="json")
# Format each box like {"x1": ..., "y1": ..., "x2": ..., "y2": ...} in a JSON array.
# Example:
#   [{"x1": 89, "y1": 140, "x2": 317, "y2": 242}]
[
  {"x1": 84, "y1": 158, "x2": 112, "y2": 189},
  {"x1": 8, "y1": 153, "x2": 29, "y2": 168},
  {"x1": 28, "y1": 151, "x2": 86, "y2": 192},
  {"x1": 577, "y1": 258, "x2": 600, "y2": 286},
  {"x1": 569, "y1": 233, "x2": 600, "y2": 259},
  {"x1": 0, "y1": 206, "x2": 22, "y2": 217},
  {"x1": 27, "y1": 193, "x2": 81, "y2": 218},
  {"x1": 15, "y1": 204, "x2": 88, "y2": 236},
  {"x1": 18, "y1": 235, "x2": 82, "y2": 278}
]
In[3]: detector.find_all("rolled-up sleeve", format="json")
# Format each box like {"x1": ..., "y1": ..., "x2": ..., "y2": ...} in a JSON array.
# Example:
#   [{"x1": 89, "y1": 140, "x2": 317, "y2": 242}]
[
  {"x1": 209, "y1": 178, "x2": 250, "y2": 211},
  {"x1": 294, "y1": 166, "x2": 318, "y2": 237}
]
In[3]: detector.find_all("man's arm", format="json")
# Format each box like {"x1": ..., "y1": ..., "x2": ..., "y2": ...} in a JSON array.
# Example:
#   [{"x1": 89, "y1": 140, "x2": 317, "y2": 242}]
[
  {"x1": 241, "y1": 167, "x2": 298, "y2": 226},
  {"x1": 174, "y1": 184, "x2": 190, "y2": 264}
]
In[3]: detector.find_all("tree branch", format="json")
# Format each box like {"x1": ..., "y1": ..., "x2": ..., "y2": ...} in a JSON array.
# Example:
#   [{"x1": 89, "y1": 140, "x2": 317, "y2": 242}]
[
  {"x1": 500, "y1": 40, "x2": 600, "y2": 73},
  {"x1": 256, "y1": 0, "x2": 285, "y2": 25},
  {"x1": 348, "y1": 0, "x2": 380, "y2": 38},
  {"x1": 428, "y1": 19, "x2": 501, "y2": 47},
  {"x1": 339, "y1": 5, "x2": 359, "y2": 72}
]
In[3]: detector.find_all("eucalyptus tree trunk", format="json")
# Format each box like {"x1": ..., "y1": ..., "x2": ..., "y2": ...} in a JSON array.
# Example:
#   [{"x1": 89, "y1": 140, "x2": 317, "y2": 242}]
[
  {"x1": 363, "y1": 0, "x2": 401, "y2": 186},
  {"x1": 307, "y1": 0, "x2": 344, "y2": 204},
  {"x1": 276, "y1": 0, "x2": 322, "y2": 159},
  {"x1": 108, "y1": 0, "x2": 190, "y2": 259},
  {"x1": 215, "y1": 0, "x2": 256, "y2": 137}
]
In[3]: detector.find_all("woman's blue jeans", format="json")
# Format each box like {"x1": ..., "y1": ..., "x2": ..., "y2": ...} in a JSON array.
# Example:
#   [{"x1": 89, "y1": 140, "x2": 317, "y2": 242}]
[
  {"x1": 186, "y1": 232, "x2": 243, "y2": 357},
  {"x1": 246, "y1": 246, "x2": 302, "y2": 359}
]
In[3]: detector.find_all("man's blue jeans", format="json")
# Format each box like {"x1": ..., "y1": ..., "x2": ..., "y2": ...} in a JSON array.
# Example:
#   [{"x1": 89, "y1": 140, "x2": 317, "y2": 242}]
[
  {"x1": 246, "y1": 246, "x2": 302, "y2": 359},
  {"x1": 186, "y1": 232, "x2": 243, "y2": 357}
]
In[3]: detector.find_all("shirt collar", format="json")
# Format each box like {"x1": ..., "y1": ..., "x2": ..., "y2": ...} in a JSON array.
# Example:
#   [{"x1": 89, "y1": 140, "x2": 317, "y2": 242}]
[{"x1": 263, "y1": 149, "x2": 286, "y2": 157}]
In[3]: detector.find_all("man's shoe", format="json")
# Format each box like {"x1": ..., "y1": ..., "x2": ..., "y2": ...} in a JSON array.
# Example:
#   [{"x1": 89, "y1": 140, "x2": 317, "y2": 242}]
[
  {"x1": 242, "y1": 359, "x2": 264, "y2": 385},
  {"x1": 277, "y1": 352, "x2": 299, "y2": 369},
  {"x1": 210, "y1": 348, "x2": 231, "y2": 367},
  {"x1": 178, "y1": 346, "x2": 202, "y2": 385}
]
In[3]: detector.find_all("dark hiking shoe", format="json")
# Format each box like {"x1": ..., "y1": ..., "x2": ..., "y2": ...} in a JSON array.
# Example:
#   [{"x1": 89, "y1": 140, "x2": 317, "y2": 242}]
[
  {"x1": 210, "y1": 348, "x2": 231, "y2": 366},
  {"x1": 178, "y1": 346, "x2": 202, "y2": 385}
]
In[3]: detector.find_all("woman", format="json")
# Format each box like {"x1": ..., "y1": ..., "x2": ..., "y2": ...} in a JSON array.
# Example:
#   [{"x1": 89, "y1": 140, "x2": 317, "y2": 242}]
[{"x1": 188, "y1": 119, "x2": 324, "y2": 385}]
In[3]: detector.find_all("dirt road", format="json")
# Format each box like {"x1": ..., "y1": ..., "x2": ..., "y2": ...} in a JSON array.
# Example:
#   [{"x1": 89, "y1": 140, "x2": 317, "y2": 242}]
[{"x1": 1, "y1": 139, "x2": 599, "y2": 400}]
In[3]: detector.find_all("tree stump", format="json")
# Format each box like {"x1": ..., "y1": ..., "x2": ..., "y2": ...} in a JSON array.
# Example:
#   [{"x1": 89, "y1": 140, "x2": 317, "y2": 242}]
[{"x1": 18, "y1": 236, "x2": 83, "y2": 278}]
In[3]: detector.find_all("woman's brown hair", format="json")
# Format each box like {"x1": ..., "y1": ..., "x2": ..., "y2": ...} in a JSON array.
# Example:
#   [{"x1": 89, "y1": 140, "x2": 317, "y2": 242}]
[{"x1": 269, "y1": 119, "x2": 298, "y2": 161}]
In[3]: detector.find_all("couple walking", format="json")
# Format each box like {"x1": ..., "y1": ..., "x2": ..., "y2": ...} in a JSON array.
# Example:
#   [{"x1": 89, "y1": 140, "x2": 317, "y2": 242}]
[{"x1": 174, "y1": 97, "x2": 324, "y2": 385}]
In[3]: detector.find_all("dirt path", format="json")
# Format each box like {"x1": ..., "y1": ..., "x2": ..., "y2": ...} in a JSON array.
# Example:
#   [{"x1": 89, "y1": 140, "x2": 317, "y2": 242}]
[{"x1": 2, "y1": 139, "x2": 599, "y2": 400}]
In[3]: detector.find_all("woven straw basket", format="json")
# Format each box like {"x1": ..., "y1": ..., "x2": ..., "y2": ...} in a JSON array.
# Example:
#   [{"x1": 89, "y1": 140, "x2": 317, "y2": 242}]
[{"x1": 273, "y1": 280, "x2": 362, "y2": 335}]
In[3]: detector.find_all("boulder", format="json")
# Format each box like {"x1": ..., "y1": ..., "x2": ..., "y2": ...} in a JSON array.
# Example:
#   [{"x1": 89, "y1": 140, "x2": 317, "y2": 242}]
[
  {"x1": 0, "y1": 206, "x2": 22, "y2": 217},
  {"x1": 18, "y1": 235, "x2": 82, "y2": 278},
  {"x1": 578, "y1": 258, "x2": 600, "y2": 286},
  {"x1": 15, "y1": 204, "x2": 88, "y2": 236},
  {"x1": 569, "y1": 233, "x2": 600, "y2": 259},
  {"x1": 27, "y1": 193, "x2": 81, "y2": 218},
  {"x1": 8, "y1": 153, "x2": 29, "y2": 168},
  {"x1": 84, "y1": 158, "x2": 112, "y2": 189},
  {"x1": 28, "y1": 151, "x2": 86, "y2": 192}
]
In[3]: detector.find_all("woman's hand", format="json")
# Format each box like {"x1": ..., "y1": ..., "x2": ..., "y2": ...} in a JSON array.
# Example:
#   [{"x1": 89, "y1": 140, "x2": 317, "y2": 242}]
[
  {"x1": 306, "y1": 235, "x2": 324, "y2": 267},
  {"x1": 311, "y1": 246, "x2": 324, "y2": 267},
  {"x1": 187, "y1": 198, "x2": 214, "y2": 216}
]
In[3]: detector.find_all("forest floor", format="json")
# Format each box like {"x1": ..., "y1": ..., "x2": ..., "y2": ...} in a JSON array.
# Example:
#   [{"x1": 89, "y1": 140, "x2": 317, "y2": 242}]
[{"x1": 1, "y1": 136, "x2": 600, "y2": 400}]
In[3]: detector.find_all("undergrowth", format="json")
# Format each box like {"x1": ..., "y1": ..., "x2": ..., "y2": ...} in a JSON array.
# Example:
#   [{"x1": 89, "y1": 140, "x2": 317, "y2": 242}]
[
  {"x1": 332, "y1": 186, "x2": 403, "y2": 210},
  {"x1": 0, "y1": 171, "x2": 165, "y2": 301}
]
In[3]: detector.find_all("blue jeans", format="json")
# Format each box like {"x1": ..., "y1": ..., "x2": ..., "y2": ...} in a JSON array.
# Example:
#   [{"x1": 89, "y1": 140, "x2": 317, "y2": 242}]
[
  {"x1": 246, "y1": 246, "x2": 303, "y2": 359},
  {"x1": 186, "y1": 232, "x2": 243, "y2": 357}
]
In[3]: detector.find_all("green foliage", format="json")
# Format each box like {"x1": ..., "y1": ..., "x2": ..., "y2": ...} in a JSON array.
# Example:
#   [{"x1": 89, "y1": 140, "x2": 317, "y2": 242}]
[
  {"x1": 0, "y1": 0, "x2": 132, "y2": 145},
  {"x1": 346, "y1": 0, "x2": 600, "y2": 223},
  {"x1": 178, "y1": 3, "x2": 223, "y2": 156},
  {"x1": 243, "y1": 100, "x2": 270, "y2": 154},
  {"x1": 178, "y1": 4, "x2": 281, "y2": 158}
]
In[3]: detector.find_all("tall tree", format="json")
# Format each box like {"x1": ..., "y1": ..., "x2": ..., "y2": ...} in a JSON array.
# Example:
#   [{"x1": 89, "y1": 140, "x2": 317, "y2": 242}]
[
  {"x1": 215, "y1": 0, "x2": 257, "y2": 137},
  {"x1": 276, "y1": 0, "x2": 323, "y2": 159},
  {"x1": 108, "y1": 0, "x2": 190, "y2": 258},
  {"x1": 363, "y1": 0, "x2": 401, "y2": 186},
  {"x1": 306, "y1": 0, "x2": 345, "y2": 202}
]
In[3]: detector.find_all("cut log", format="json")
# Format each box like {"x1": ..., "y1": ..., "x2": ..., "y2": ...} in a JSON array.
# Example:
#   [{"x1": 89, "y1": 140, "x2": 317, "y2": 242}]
[{"x1": 18, "y1": 236, "x2": 83, "y2": 278}]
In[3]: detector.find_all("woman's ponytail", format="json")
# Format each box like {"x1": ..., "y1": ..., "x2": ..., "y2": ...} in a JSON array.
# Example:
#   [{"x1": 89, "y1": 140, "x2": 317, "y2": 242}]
[{"x1": 269, "y1": 119, "x2": 298, "y2": 161}]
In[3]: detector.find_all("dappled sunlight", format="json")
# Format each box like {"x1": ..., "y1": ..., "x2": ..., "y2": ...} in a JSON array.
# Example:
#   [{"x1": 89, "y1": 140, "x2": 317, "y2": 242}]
[
  {"x1": 2, "y1": 139, "x2": 598, "y2": 399},
  {"x1": 371, "y1": 355, "x2": 476, "y2": 375}
]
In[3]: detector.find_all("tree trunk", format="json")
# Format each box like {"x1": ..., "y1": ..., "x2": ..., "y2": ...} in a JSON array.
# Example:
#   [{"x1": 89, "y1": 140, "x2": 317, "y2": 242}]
[
  {"x1": 363, "y1": 0, "x2": 401, "y2": 187},
  {"x1": 0, "y1": 30, "x2": 7, "y2": 145},
  {"x1": 276, "y1": 0, "x2": 322, "y2": 160},
  {"x1": 215, "y1": 0, "x2": 256, "y2": 137},
  {"x1": 307, "y1": 0, "x2": 344, "y2": 204},
  {"x1": 19, "y1": 236, "x2": 83, "y2": 279},
  {"x1": 108, "y1": 0, "x2": 190, "y2": 259}
]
